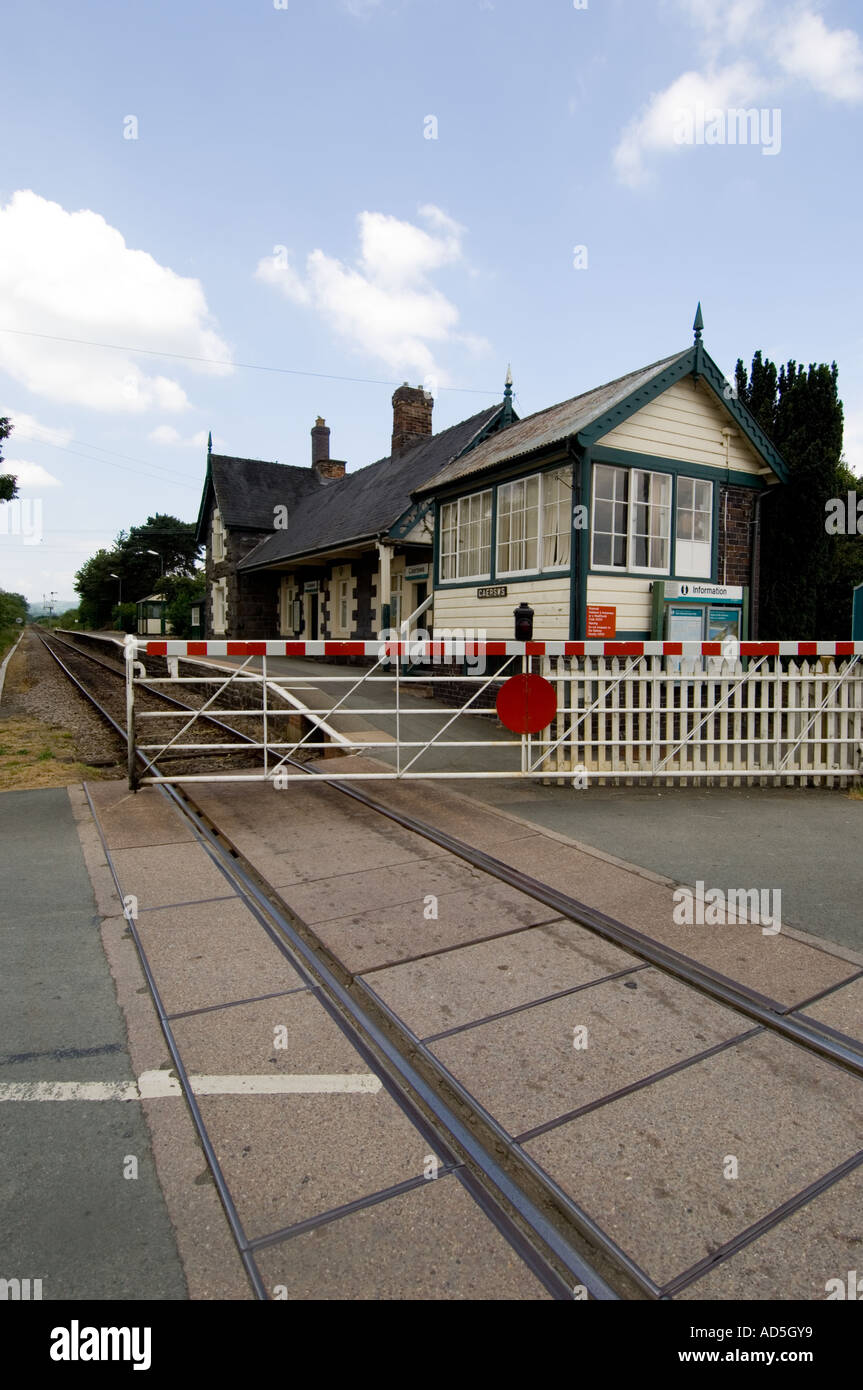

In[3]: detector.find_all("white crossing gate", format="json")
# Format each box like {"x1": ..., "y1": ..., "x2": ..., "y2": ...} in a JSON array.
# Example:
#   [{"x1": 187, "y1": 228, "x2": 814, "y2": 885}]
[{"x1": 123, "y1": 638, "x2": 863, "y2": 789}]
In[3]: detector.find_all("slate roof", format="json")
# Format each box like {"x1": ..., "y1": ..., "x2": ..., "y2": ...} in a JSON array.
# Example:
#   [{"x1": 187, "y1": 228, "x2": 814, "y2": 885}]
[
  {"x1": 238, "y1": 404, "x2": 503, "y2": 571},
  {"x1": 195, "y1": 455, "x2": 322, "y2": 543},
  {"x1": 414, "y1": 350, "x2": 690, "y2": 494}
]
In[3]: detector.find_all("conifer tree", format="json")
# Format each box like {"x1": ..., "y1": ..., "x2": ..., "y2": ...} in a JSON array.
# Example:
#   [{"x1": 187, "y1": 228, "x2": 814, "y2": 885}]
[{"x1": 735, "y1": 354, "x2": 858, "y2": 637}]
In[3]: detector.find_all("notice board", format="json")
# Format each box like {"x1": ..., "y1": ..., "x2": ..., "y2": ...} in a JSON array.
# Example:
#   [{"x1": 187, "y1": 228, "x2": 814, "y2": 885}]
[{"x1": 586, "y1": 605, "x2": 616, "y2": 639}]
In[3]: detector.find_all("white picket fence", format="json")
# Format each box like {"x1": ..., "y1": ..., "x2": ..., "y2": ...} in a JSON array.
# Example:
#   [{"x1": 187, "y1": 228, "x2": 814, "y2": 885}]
[{"x1": 537, "y1": 654, "x2": 863, "y2": 786}]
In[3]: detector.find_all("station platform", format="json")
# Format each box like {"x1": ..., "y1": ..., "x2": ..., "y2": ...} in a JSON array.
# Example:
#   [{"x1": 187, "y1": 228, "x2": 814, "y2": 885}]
[
  {"x1": 0, "y1": 786, "x2": 186, "y2": 1300},
  {"x1": 4, "y1": 761, "x2": 863, "y2": 1299},
  {"x1": 186, "y1": 764, "x2": 863, "y2": 1296}
]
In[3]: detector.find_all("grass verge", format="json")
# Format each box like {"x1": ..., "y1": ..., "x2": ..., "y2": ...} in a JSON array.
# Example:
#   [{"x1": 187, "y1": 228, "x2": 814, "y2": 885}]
[{"x1": 0, "y1": 715, "x2": 119, "y2": 792}]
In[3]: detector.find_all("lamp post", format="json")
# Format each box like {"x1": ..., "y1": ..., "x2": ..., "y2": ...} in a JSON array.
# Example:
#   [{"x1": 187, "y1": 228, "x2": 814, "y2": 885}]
[
  {"x1": 109, "y1": 573, "x2": 122, "y2": 606},
  {"x1": 140, "y1": 548, "x2": 164, "y2": 578}
]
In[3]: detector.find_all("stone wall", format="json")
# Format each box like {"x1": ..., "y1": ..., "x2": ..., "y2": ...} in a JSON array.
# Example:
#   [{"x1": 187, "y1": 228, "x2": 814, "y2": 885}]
[
  {"x1": 206, "y1": 527, "x2": 280, "y2": 638},
  {"x1": 352, "y1": 553, "x2": 377, "y2": 638}
]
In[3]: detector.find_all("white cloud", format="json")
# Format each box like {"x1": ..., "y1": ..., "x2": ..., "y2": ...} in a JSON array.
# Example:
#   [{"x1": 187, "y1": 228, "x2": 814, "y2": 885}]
[
  {"x1": 255, "y1": 206, "x2": 488, "y2": 380},
  {"x1": 255, "y1": 250, "x2": 310, "y2": 306},
  {"x1": 0, "y1": 191, "x2": 233, "y2": 414},
  {"x1": 614, "y1": 63, "x2": 763, "y2": 186},
  {"x1": 341, "y1": 0, "x2": 384, "y2": 17},
  {"x1": 773, "y1": 11, "x2": 863, "y2": 102},
  {"x1": 3, "y1": 459, "x2": 62, "y2": 488},
  {"x1": 5, "y1": 410, "x2": 73, "y2": 448},
  {"x1": 675, "y1": 0, "x2": 767, "y2": 49},
  {"x1": 617, "y1": 3, "x2": 863, "y2": 184},
  {"x1": 148, "y1": 425, "x2": 181, "y2": 446},
  {"x1": 149, "y1": 425, "x2": 225, "y2": 449}
]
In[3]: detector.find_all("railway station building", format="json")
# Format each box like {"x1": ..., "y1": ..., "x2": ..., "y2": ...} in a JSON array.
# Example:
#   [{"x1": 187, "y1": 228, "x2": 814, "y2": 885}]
[
  {"x1": 196, "y1": 310, "x2": 789, "y2": 645},
  {"x1": 415, "y1": 310, "x2": 789, "y2": 643},
  {"x1": 195, "y1": 435, "x2": 335, "y2": 640},
  {"x1": 196, "y1": 385, "x2": 517, "y2": 639}
]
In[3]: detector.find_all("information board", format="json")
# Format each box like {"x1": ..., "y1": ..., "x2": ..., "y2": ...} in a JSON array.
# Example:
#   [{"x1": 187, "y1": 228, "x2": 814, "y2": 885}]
[{"x1": 586, "y1": 605, "x2": 616, "y2": 639}]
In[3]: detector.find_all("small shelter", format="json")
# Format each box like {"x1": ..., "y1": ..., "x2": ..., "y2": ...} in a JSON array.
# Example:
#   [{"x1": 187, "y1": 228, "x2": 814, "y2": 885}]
[{"x1": 136, "y1": 593, "x2": 170, "y2": 636}]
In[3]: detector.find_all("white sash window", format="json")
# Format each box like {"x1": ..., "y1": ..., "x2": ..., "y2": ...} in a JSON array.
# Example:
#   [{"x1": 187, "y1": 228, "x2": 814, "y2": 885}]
[
  {"x1": 591, "y1": 464, "x2": 671, "y2": 574},
  {"x1": 439, "y1": 490, "x2": 492, "y2": 581},
  {"x1": 675, "y1": 477, "x2": 713, "y2": 578}
]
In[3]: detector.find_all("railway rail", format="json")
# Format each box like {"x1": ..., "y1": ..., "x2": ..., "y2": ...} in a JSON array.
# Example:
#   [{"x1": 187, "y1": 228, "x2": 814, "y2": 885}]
[
  {"x1": 32, "y1": 628, "x2": 265, "y2": 776},
  {"x1": 28, "y1": 627, "x2": 863, "y2": 1301}
]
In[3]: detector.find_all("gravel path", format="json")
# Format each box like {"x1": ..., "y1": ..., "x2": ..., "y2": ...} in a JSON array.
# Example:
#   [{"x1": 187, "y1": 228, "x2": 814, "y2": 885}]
[{"x1": 0, "y1": 630, "x2": 124, "y2": 768}]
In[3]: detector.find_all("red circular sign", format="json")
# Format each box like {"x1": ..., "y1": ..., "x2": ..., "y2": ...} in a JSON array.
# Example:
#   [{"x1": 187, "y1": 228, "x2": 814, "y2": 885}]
[{"x1": 496, "y1": 673, "x2": 557, "y2": 734}]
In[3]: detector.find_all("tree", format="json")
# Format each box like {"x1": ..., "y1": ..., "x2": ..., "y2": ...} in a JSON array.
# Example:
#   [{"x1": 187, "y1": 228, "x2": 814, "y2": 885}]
[
  {"x1": 0, "y1": 589, "x2": 28, "y2": 658},
  {"x1": 75, "y1": 548, "x2": 124, "y2": 629},
  {"x1": 120, "y1": 515, "x2": 200, "y2": 577},
  {"x1": 818, "y1": 458, "x2": 863, "y2": 636},
  {"x1": 74, "y1": 514, "x2": 202, "y2": 629},
  {"x1": 111, "y1": 602, "x2": 137, "y2": 634},
  {"x1": 0, "y1": 589, "x2": 28, "y2": 629},
  {"x1": 734, "y1": 351, "x2": 776, "y2": 435},
  {"x1": 162, "y1": 572, "x2": 206, "y2": 638},
  {"x1": 0, "y1": 417, "x2": 17, "y2": 503},
  {"x1": 735, "y1": 354, "x2": 859, "y2": 637}
]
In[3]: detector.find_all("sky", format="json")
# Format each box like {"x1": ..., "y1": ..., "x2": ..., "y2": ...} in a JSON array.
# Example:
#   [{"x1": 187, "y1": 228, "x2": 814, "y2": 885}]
[{"x1": 1, "y1": 0, "x2": 862, "y2": 606}]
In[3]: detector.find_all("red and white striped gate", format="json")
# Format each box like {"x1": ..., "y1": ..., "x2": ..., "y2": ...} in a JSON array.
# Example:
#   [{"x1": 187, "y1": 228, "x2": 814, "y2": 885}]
[{"x1": 123, "y1": 637, "x2": 863, "y2": 789}]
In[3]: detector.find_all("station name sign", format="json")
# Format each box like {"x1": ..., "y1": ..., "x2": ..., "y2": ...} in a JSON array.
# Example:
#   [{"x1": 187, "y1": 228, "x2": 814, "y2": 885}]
[
  {"x1": 477, "y1": 585, "x2": 507, "y2": 598},
  {"x1": 664, "y1": 582, "x2": 743, "y2": 601}
]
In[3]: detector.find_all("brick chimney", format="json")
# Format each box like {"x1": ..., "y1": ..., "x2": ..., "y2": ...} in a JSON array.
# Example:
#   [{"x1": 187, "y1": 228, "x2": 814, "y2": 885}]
[
  {"x1": 391, "y1": 383, "x2": 433, "y2": 456},
  {"x1": 311, "y1": 417, "x2": 346, "y2": 482}
]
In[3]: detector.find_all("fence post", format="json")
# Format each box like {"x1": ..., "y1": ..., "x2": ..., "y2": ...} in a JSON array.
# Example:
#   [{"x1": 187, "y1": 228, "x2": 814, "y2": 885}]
[
  {"x1": 262, "y1": 654, "x2": 268, "y2": 779},
  {"x1": 124, "y1": 633, "x2": 138, "y2": 791}
]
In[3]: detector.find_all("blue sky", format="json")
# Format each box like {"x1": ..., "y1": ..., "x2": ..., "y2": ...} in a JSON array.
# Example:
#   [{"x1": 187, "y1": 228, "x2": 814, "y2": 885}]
[{"x1": 1, "y1": 0, "x2": 861, "y2": 604}]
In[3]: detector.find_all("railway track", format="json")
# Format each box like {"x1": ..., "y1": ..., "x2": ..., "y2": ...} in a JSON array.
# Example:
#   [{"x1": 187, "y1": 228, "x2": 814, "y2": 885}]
[
  {"x1": 34, "y1": 628, "x2": 614, "y2": 1299},
  {"x1": 32, "y1": 628, "x2": 863, "y2": 1301},
  {"x1": 33, "y1": 627, "x2": 265, "y2": 775}
]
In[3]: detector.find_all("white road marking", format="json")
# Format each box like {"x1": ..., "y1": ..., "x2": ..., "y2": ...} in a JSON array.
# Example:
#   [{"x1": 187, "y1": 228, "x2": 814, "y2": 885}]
[
  {"x1": 138, "y1": 1070, "x2": 182, "y2": 1097},
  {"x1": 188, "y1": 1073, "x2": 382, "y2": 1095},
  {"x1": 0, "y1": 1071, "x2": 382, "y2": 1101},
  {"x1": 0, "y1": 1081, "x2": 140, "y2": 1102}
]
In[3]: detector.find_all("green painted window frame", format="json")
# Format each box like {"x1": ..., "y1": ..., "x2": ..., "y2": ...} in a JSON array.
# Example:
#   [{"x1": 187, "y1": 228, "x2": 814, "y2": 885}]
[{"x1": 434, "y1": 463, "x2": 573, "y2": 590}]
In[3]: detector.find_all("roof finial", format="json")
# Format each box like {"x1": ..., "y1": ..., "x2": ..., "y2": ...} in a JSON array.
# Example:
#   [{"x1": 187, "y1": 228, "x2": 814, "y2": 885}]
[
  {"x1": 207, "y1": 430, "x2": 213, "y2": 455},
  {"x1": 693, "y1": 302, "x2": 704, "y2": 342},
  {"x1": 501, "y1": 363, "x2": 515, "y2": 425}
]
